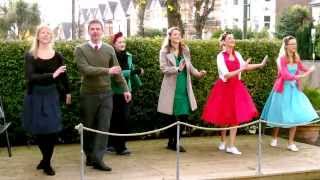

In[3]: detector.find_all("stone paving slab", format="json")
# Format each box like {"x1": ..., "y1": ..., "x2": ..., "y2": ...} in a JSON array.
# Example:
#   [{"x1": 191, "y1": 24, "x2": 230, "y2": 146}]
[{"x1": 0, "y1": 135, "x2": 320, "y2": 180}]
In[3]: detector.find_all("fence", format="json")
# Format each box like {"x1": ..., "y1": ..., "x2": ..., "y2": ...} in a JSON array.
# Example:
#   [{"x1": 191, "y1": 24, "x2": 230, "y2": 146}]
[{"x1": 74, "y1": 117, "x2": 320, "y2": 180}]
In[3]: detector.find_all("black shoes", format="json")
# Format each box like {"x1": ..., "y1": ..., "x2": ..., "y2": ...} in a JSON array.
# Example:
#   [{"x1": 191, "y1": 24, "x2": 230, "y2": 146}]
[
  {"x1": 116, "y1": 149, "x2": 131, "y2": 156},
  {"x1": 43, "y1": 166, "x2": 55, "y2": 176},
  {"x1": 36, "y1": 160, "x2": 45, "y2": 170},
  {"x1": 106, "y1": 146, "x2": 116, "y2": 153},
  {"x1": 86, "y1": 157, "x2": 93, "y2": 166},
  {"x1": 167, "y1": 144, "x2": 186, "y2": 152},
  {"x1": 36, "y1": 160, "x2": 55, "y2": 176},
  {"x1": 93, "y1": 161, "x2": 112, "y2": 171}
]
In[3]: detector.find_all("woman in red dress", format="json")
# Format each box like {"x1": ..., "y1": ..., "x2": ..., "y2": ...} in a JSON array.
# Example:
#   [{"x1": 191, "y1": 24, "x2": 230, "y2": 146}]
[{"x1": 201, "y1": 32, "x2": 267, "y2": 155}]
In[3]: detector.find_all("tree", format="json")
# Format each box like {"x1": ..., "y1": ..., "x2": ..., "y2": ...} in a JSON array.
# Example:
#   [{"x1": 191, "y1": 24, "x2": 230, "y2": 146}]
[
  {"x1": 276, "y1": 5, "x2": 313, "y2": 59},
  {"x1": 136, "y1": 0, "x2": 148, "y2": 36},
  {"x1": 167, "y1": 0, "x2": 184, "y2": 35},
  {"x1": 0, "y1": 0, "x2": 40, "y2": 40},
  {"x1": 193, "y1": 0, "x2": 215, "y2": 39},
  {"x1": 276, "y1": 5, "x2": 311, "y2": 39}
]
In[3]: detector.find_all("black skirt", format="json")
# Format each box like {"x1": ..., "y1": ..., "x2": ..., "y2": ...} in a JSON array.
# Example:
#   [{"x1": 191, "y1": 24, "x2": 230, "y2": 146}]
[{"x1": 22, "y1": 85, "x2": 62, "y2": 135}]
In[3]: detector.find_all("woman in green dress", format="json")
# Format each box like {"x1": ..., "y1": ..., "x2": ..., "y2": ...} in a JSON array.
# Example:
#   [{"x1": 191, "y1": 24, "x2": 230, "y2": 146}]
[{"x1": 157, "y1": 27, "x2": 207, "y2": 152}]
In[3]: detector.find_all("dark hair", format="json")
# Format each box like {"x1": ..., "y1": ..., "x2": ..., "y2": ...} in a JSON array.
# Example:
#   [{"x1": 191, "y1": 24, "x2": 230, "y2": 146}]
[
  {"x1": 219, "y1": 31, "x2": 232, "y2": 49},
  {"x1": 88, "y1": 19, "x2": 103, "y2": 30},
  {"x1": 219, "y1": 31, "x2": 232, "y2": 42},
  {"x1": 166, "y1": 27, "x2": 185, "y2": 56},
  {"x1": 112, "y1": 32, "x2": 123, "y2": 45}
]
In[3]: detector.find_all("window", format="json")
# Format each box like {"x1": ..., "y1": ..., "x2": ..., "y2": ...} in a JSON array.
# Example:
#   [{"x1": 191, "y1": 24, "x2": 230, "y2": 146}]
[
  {"x1": 233, "y1": 0, "x2": 238, "y2": 5},
  {"x1": 265, "y1": 0, "x2": 271, "y2": 1},
  {"x1": 264, "y1": 16, "x2": 270, "y2": 29},
  {"x1": 264, "y1": 16, "x2": 270, "y2": 22}
]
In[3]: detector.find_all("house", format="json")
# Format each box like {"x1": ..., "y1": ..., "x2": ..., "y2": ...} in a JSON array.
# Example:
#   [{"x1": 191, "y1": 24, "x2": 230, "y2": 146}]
[
  {"x1": 219, "y1": 0, "x2": 309, "y2": 36},
  {"x1": 180, "y1": 0, "x2": 222, "y2": 39},
  {"x1": 144, "y1": 0, "x2": 167, "y2": 31},
  {"x1": 219, "y1": 0, "x2": 276, "y2": 35},
  {"x1": 55, "y1": 22, "x2": 73, "y2": 40},
  {"x1": 310, "y1": 0, "x2": 320, "y2": 25},
  {"x1": 56, "y1": 0, "x2": 138, "y2": 40}
]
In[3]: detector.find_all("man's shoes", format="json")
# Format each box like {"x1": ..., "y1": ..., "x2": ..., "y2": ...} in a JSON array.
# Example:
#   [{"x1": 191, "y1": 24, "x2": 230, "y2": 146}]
[
  {"x1": 36, "y1": 160, "x2": 45, "y2": 170},
  {"x1": 43, "y1": 165, "x2": 55, "y2": 176},
  {"x1": 117, "y1": 149, "x2": 131, "y2": 155},
  {"x1": 106, "y1": 146, "x2": 115, "y2": 153},
  {"x1": 86, "y1": 158, "x2": 93, "y2": 166},
  {"x1": 166, "y1": 144, "x2": 186, "y2": 152},
  {"x1": 93, "y1": 161, "x2": 112, "y2": 171}
]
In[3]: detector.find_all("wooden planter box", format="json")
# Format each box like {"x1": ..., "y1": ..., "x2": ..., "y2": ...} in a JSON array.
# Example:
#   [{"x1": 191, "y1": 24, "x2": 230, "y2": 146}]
[{"x1": 296, "y1": 124, "x2": 320, "y2": 144}]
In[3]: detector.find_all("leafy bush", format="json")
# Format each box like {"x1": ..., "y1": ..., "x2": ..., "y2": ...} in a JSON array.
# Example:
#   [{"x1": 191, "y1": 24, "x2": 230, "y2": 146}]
[
  {"x1": 0, "y1": 38, "x2": 281, "y2": 145},
  {"x1": 303, "y1": 88, "x2": 320, "y2": 110}
]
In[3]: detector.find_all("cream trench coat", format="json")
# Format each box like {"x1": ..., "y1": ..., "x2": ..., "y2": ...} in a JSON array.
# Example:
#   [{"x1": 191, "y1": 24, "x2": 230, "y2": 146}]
[{"x1": 157, "y1": 46, "x2": 200, "y2": 115}]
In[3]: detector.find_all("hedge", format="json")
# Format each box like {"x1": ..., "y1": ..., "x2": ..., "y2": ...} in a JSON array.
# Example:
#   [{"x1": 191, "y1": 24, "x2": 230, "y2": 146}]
[{"x1": 0, "y1": 38, "x2": 280, "y2": 145}]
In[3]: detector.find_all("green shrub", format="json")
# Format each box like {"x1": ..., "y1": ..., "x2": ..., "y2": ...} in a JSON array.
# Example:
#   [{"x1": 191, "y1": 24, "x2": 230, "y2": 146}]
[
  {"x1": 0, "y1": 38, "x2": 281, "y2": 145},
  {"x1": 303, "y1": 88, "x2": 320, "y2": 110}
]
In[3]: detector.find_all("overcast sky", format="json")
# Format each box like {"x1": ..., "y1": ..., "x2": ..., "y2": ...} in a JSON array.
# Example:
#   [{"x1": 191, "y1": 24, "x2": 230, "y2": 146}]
[{"x1": 29, "y1": 0, "x2": 112, "y2": 27}]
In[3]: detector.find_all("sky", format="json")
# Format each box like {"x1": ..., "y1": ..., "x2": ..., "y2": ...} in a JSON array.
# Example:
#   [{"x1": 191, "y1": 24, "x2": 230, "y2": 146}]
[{"x1": 26, "y1": 0, "x2": 113, "y2": 27}]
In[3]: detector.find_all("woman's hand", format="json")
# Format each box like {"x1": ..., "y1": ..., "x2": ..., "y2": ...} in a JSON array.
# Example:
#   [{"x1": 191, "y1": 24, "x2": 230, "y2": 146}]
[
  {"x1": 260, "y1": 55, "x2": 268, "y2": 68},
  {"x1": 199, "y1": 70, "x2": 207, "y2": 78},
  {"x1": 140, "y1": 68, "x2": 144, "y2": 75},
  {"x1": 178, "y1": 60, "x2": 186, "y2": 72},
  {"x1": 309, "y1": 65, "x2": 315, "y2": 73},
  {"x1": 53, "y1": 66, "x2": 66, "y2": 79},
  {"x1": 65, "y1": 94, "x2": 71, "y2": 105},
  {"x1": 240, "y1": 58, "x2": 251, "y2": 71}
]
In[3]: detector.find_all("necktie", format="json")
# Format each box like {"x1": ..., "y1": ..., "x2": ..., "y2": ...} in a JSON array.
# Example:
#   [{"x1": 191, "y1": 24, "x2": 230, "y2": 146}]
[{"x1": 94, "y1": 45, "x2": 98, "y2": 51}]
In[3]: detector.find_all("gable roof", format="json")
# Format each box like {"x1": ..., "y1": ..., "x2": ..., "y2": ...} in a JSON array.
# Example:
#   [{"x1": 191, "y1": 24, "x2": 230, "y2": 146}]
[
  {"x1": 98, "y1": 4, "x2": 106, "y2": 16},
  {"x1": 81, "y1": 8, "x2": 90, "y2": 22},
  {"x1": 60, "y1": 22, "x2": 72, "y2": 40},
  {"x1": 120, "y1": 0, "x2": 131, "y2": 13},
  {"x1": 108, "y1": 1, "x2": 118, "y2": 15}
]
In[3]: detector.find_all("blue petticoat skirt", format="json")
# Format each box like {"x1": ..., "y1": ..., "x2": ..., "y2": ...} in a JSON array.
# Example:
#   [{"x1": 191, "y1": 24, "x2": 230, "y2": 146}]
[{"x1": 22, "y1": 84, "x2": 62, "y2": 135}]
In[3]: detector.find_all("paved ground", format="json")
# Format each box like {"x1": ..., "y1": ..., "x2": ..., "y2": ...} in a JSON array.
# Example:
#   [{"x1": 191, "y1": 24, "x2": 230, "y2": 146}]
[{"x1": 1, "y1": 135, "x2": 320, "y2": 180}]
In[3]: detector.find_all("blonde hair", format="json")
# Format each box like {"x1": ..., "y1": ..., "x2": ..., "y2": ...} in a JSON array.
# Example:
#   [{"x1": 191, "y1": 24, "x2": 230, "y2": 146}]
[
  {"x1": 29, "y1": 24, "x2": 54, "y2": 58},
  {"x1": 283, "y1": 35, "x2": 300, "y2": 63}
]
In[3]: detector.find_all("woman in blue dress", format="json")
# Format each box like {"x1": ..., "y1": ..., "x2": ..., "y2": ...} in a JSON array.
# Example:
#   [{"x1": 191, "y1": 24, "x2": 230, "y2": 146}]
[{"x1": 261, "y1": 35, "x2": 318, "y2": 152}]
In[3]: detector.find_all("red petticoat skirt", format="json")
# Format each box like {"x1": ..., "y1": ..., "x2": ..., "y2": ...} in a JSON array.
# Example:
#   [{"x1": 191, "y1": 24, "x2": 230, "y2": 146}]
[{"x1": 201, "y1": 78, "x2": 258, "y2": 126}]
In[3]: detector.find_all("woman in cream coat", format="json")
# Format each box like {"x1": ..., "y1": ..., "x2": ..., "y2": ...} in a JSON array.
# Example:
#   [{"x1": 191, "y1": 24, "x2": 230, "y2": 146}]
[{"x1": 158, "y1": 27, "x2": 206, "y2": 152}]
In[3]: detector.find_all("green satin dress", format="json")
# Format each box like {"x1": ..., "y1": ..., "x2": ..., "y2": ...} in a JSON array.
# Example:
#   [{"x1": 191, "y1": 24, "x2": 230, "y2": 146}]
[{"x1": 173, "y1": 55, "x2": 191, "y2": 116}]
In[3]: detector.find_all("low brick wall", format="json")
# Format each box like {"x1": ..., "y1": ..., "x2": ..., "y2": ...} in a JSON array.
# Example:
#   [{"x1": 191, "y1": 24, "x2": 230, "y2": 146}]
[{"x1": 303, "y1": 60, "x2": 320, "y2": 89}]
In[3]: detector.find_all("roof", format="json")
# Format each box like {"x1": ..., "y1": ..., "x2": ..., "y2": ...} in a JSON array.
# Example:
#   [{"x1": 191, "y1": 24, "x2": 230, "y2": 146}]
[
  {"x1": 108, "y1": 1, "x2": 118, "y2": 15},
  {"x1": 98, "y1": 4, "x2": 106, "y2": 16},
  {"x1": 120, "y1": 0, "x2": 131, "y2": 13},
  {"x1": 60, "y1": 22, "x2": 72, "y2": 40},
  {"x1": 81, "y1": 8, "x2": 90, "y2": 22}
]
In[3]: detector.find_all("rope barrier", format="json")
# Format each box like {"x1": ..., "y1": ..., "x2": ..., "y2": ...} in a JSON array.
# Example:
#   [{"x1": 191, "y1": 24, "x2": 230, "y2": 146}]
[
  {"x1": 75, "y1": 122, "x2": 178, "y2": 136},
  {"x1": 179, "y1": 120, "x2": 259, "y2": 131},
  {"x1": 74, "y1": 113, "x2": 320, "y2": 180},
  {"x1": 75, "y1": 118, "x2": 320, "y2": 137}
]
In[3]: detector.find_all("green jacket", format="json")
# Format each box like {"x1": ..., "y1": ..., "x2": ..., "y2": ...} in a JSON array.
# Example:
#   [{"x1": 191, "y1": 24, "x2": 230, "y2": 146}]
[
  {"x1": 75, "y1": 43, "x2": 129, "y2": 94},
  {"x1": 112, "y1": 52, "x2": 142, "y2": 94}
]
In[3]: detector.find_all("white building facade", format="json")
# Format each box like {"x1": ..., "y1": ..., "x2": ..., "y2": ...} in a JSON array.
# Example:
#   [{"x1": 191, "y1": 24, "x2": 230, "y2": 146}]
[
  {"x1": 219, "y1": 0, "x2": 276, "y2": 34},
  {"x1": 310, "y1": 0, "x2": 320, "y2": 25}
]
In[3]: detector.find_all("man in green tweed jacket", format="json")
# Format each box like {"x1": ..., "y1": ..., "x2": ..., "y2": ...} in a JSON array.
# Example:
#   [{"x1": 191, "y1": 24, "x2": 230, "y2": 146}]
[{"x1": 74, "y1": 19, "x2": 131, "y2": 171}]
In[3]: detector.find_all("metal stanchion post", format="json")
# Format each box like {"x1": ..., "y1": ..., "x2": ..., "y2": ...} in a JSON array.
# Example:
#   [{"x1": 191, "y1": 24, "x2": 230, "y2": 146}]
[
  {"x1": 257, "y1": 119, "x2": 262, "y2": 175},
  {"x1": 80, "y1": 124, "x2": 85, "y2": 180},
  {"x1": 176, "y1": 121, "x2": 180, "y2": 180}
]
